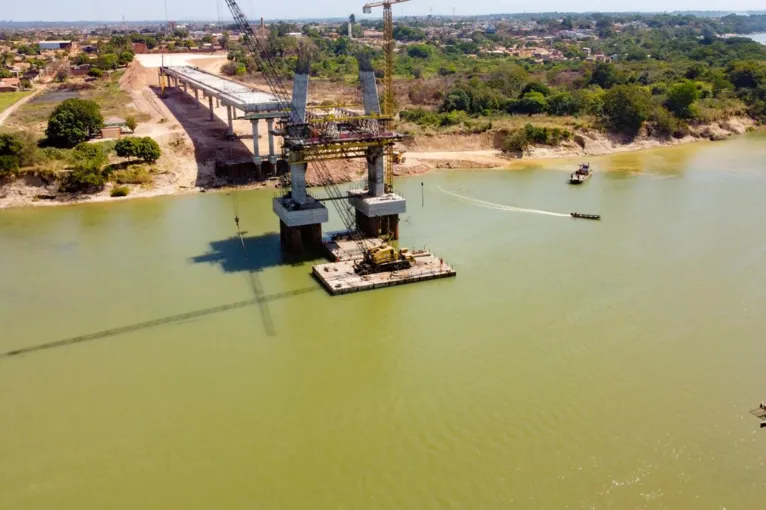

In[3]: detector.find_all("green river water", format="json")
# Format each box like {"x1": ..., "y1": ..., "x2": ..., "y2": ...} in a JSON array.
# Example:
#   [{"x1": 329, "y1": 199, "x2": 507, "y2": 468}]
[{"x1": 2, "y1": 133, "x2": 766, "y2": 509}]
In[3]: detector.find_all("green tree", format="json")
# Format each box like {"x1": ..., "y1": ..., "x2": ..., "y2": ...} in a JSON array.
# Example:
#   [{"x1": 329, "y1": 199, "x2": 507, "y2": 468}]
[
  {"x1": 114, "y1": 138, "x2": 140, "y2": 159},
  {"x1": 589, "y1": 62, "x2": 620, "y2": 89},
  {"x1": 547, "y1": 91, "x2": 581, "y2": 116},
  {"x1": 125, "y1": 116, "x2": 137, "y2": 132},
  {"x1": 88, "y1": 68, "x2": 103, "y2": 78},
  {"x1": 602, "y1": 84, "x2": 652, "y2": 136},
  {"x1": 516, "y1": 91, "x2": 548, "y2": 115},
  {"x1": 118, "y1": 51, "x2": 135, "y2": 66},
  {"x1": 441, "y1": 89, "x2": 471, "y2": 112},
  {"x1": 136, "y1": 137, "x2": 161, "y2": 163},
  {"x1": 727, "y1": 61, "x2": 763, "y2": 89},
  {"x1": 45, "y1": 99, "x2": 104, "y2": 148},
  {"x1": 407, "y1": 44, "x2": 434, "y2": 59},
  {"x1": 0, "y1": 69, "x2": 11, "y2": 78},
  {"x1": 665, "y1": 81, "x2": 700, "y2": 118}
]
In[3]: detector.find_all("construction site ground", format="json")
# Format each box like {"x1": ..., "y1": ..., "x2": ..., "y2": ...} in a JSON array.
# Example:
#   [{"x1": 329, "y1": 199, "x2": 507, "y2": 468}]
[{"x1": 315, "y1": 239, "x2": 456, "y2": 295}]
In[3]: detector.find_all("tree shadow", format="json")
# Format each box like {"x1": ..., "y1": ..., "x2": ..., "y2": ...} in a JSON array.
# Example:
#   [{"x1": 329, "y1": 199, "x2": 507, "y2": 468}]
[{"x1": 151, "y1": 85, "x2": 261, "y2": 188}]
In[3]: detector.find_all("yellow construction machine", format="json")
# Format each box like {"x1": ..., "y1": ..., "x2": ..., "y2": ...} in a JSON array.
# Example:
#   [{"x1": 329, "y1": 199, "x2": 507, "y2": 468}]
[
  {"x1": 392, "y1": 150, "x2": 406, "y2": 164},
  {"x1": 355, "y1": 243, "x2": 415, "y2": 275}
]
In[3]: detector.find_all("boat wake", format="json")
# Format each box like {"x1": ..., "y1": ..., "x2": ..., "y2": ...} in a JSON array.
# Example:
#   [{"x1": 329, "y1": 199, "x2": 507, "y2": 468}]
[{"x1": 438, "y1": 186, "x2": 570, "y2": 218}]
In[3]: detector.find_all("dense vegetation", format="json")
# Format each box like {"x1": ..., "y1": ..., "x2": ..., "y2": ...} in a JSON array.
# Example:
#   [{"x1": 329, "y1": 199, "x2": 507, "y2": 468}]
[
  {"x1": 0, "y1": 130, "x2": 162, "y2": 193},
  {"x1": 221, "y1": 13, "x2": 766, "y2": 142}
]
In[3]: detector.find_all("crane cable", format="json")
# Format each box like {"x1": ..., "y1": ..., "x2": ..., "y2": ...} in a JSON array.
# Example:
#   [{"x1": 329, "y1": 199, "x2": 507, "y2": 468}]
[{"x1": 231, "y1": 190, "x2": 248, "y2": 260}]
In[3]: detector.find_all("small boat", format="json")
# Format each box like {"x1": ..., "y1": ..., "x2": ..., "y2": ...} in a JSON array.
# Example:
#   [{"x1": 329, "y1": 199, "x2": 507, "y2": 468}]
[
  {"x1": 569, "y1": 163, "x2": 592, "y2": 185},
  {"x1": 571, "y1": 212, "x2": 601, "y2": 220}
]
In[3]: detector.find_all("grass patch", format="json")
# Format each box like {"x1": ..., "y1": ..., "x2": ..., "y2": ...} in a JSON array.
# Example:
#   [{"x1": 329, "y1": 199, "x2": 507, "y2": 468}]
[
  {"x1": 110, "y1": 185, "x2": 130, "y2": 197},
  {"x1": 0, "y1": 91, "x2": 33, "y2": 115},
  {"x1": 110, "y1": 165, "x2": 153, "y2": 185}
]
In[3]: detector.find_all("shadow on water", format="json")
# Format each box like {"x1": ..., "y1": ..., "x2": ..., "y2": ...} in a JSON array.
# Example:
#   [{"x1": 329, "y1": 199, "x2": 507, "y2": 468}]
[
  {"x1": 0, "y1": 287, "x2": 320, "y2": 361},
  {"x1": 190, "y1": 232, "x2": 315, "y2": 273},
  {"x1": 190, "y1": 232, "x2": 322, "y2": 337}
]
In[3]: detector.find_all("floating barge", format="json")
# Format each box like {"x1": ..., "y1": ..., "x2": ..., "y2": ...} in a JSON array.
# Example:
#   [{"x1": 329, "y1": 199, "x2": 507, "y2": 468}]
[
  {"x1": 750, "y1": 404, "x2": 766, "y2": 428},
  {"x1": 314, "y1": 239, "x2": 456, "y2": 296},
  {"x1": 569, "y1": 163, "x2": 592, "y2": 185}
]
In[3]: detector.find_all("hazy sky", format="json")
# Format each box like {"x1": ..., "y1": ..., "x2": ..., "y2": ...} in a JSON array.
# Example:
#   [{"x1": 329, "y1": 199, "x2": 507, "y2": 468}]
[{"x1": 3, "y1": 0, "x2": 765, "y2": 22}]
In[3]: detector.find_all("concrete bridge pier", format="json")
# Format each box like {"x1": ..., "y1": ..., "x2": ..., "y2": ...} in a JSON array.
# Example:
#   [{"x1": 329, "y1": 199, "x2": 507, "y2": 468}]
[
  {"x1": 267, "y1": 118, "x2": 277, "y2": 164},
  {"x1": 194, "y1": 88, "x2": 200, "y2": 106},
  {"x1": 251, "y1": 119, "x2": 261, "y2": 165},
  {"x1": 226, "y1": 105, "x2": 234, "y2": 136},
  {"x1": 208, "y1": 96, "x2": 214, "y2": 121},
  {"x1": 345, "y1": 67, "x2": 406, "y2": 240}
]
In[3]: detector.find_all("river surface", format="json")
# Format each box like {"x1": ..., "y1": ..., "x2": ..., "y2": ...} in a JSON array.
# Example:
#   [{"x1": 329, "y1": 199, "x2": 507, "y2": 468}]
[
  {"x1": 746, "y1": 32, "x2": 766, "y2": 44},
  {"x1": 2, "y1": 133, "x2": 766, "y2": 509}
]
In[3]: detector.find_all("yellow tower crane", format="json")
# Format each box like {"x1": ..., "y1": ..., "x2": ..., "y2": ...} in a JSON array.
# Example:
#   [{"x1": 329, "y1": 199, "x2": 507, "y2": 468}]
[{"x1": 363, "y1": 0, "x2": 412, "y2": 193}]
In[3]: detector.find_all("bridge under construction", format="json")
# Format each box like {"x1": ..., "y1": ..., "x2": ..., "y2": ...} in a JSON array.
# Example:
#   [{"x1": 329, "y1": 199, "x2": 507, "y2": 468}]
[{"x1": 196, "y1": 0, "x2": 456, "y2": 294}]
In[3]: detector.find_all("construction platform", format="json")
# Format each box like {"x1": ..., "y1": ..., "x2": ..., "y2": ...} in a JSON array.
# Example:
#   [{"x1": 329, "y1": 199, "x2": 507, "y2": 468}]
[
  {"x1": 313, "y1": 240, "x2": 456, "y2": 296},
  {"x1": 750, "y1": 405, "x2": 766, "y2": 428}
]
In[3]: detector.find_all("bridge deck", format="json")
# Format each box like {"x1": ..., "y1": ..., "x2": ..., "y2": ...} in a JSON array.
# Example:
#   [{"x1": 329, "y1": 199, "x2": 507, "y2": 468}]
[{"x1": 162, "y1": 65, "x2": 283, "y2": 113}]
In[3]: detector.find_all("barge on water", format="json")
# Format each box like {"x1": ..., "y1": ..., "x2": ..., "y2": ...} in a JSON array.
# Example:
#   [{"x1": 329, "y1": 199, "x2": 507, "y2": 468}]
[{"x1": 569, "y1": 163, "x2": 592, "y2": 185}]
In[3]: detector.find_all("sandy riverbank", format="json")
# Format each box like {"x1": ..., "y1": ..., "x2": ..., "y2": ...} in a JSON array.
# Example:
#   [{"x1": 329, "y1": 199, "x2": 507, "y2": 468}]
[
  {"x1": 1, "y1": 117, "x2": 758, "y2": 210},
  {"x1": 0, "y1": 51, "x2": 757, "y2": 210}
]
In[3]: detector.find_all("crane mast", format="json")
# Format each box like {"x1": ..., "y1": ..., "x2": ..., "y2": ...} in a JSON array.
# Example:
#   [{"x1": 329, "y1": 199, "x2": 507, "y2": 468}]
[{"x1": 363, "y1": 0, "x2": 412, "y2": 193}]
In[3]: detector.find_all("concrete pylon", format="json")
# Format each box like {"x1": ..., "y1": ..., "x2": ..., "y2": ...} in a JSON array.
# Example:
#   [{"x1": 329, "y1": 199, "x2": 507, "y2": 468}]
[
  {"x1": 208, "y1": 96, "x2": 214, "y2": 121},
  {"x1": 359, "y1": 70, "x2": 381, "y2": 115},
  {"x1": 291, "y1": 75, "x2": 309, "y2": 123}
]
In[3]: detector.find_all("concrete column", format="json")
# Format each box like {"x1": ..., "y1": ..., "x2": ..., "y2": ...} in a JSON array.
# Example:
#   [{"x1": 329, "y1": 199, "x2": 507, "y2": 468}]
[
  {"x1": 367, "y1": 148, "x2": 385, "y2": 197},
  {"x1": 208, "y1": 96, "x2": 214, "y2": 121},
  {"x1": 226, "y1": 105, "x2": 233, "y2": 136},
  {"x1": 194, "y1": 88, "x2": 199, "y2": 105},
  {"x1": 290, "y1": 161, "x2": 307, "y2": 205},
  {"x1": 216, "y1": 98, "x2": 220, "y2": 108},
  {"x1": 251, "y1": 119, "x2": 261, "y2": 164},
  {"x1": 183, "y1": 82, "x2": 188, "y2": 94},
  {"x1": 267, "y1": 118, "x2": 276, "y2": 163}
]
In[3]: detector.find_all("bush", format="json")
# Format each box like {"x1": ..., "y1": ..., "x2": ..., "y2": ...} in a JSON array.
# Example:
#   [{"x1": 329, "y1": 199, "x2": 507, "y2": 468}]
[
  {"x1": 502, "y1": 130, "x2": 529, "y2": 153},
  {"x1": 45, "y1": 98, "x2": 104, "y2": 148},
  {"x1": 110, "y1": 185, "x2": 130, "y2": 197},
  {"x1": 221, "y1": 62, "x2": 239, "y2": 76},
  {"x1": 112, "y1": 167, "x2": 152, "y2": 185},
  {"x1": 522, "y1": 124, "x2": 572, "y2": 146},
  {"x1": 651, "y1": 106, "x2": 679, "y2": 139},
  {"x1": 0, "y1": 132, "x2": 41, "y2": 168},
  {"x1": 63, "y1": 163, "x2": 105, "y2": 192},
  {"x1": 125, "y1": 116, "x2": 137, "y2": 132},
  {"x1": 0, "y1": 155, "x2": 20, "y2": 176},
  {"x1": 88, "y1": 68, "x2": 103, "y2": 78}
]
